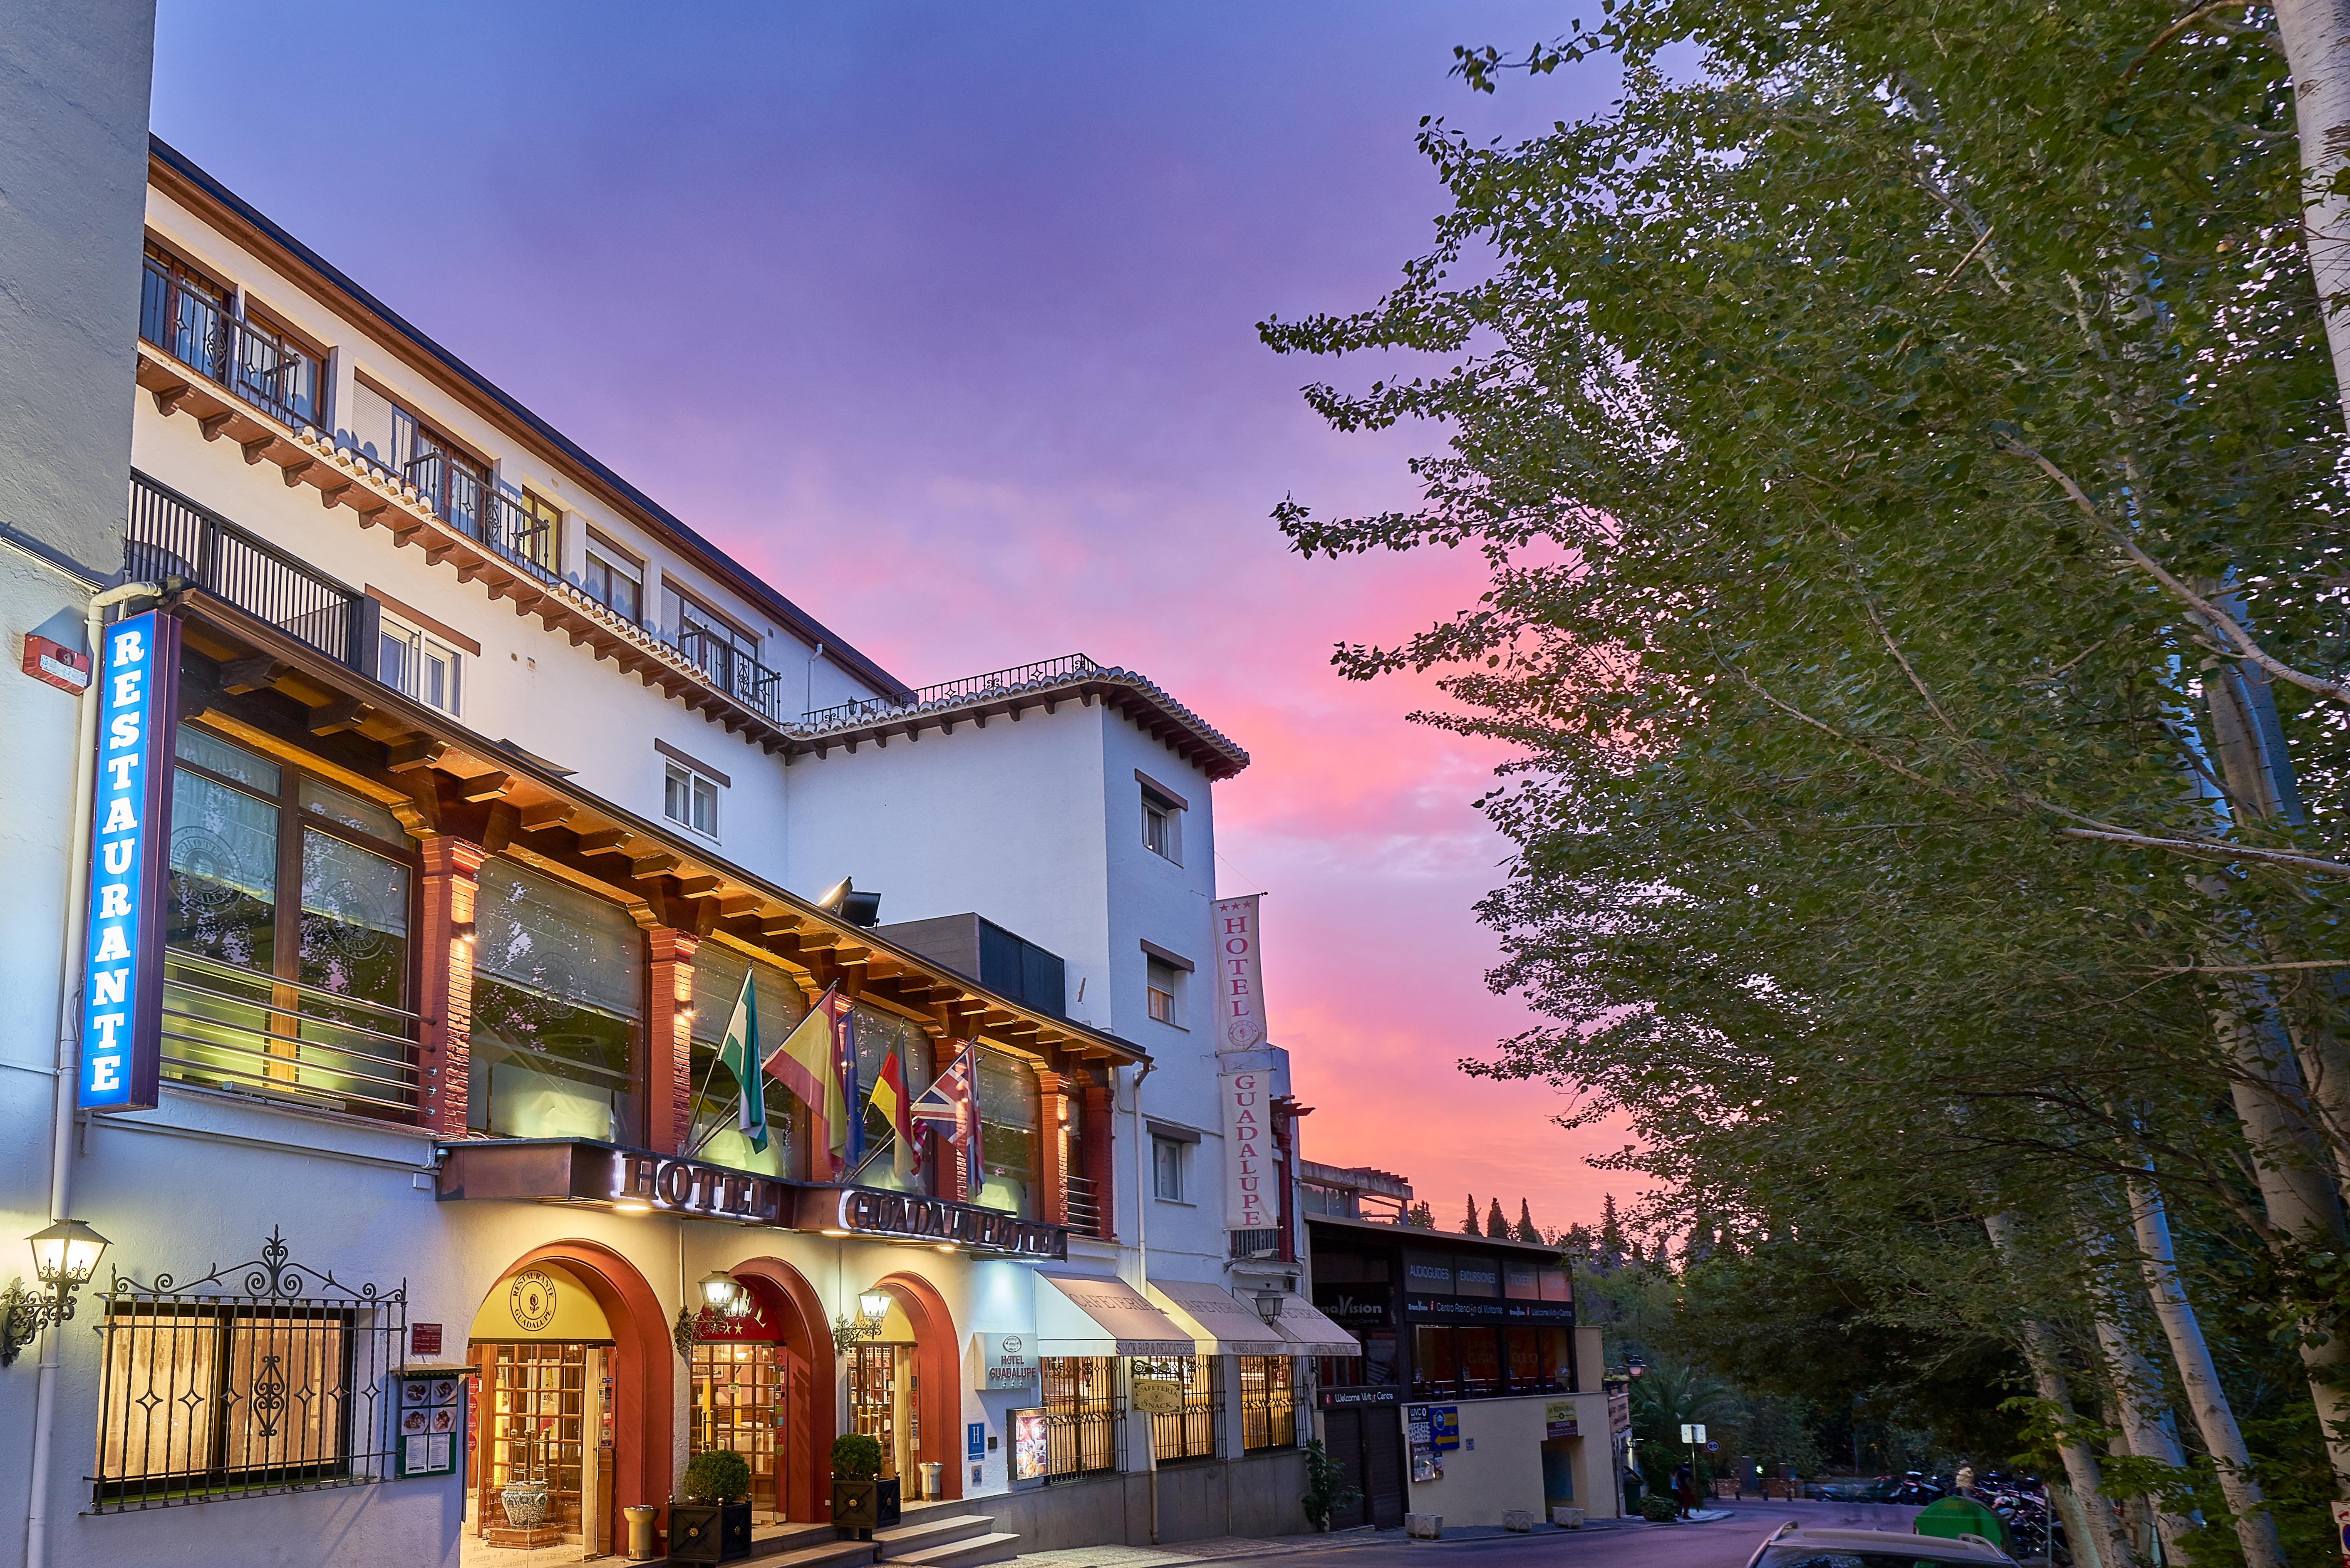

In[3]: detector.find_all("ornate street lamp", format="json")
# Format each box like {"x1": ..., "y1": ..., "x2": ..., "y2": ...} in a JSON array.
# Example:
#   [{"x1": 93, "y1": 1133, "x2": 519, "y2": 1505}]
[
  {"x1": 833, "y1": 1288, "x2": 891, "y2": 1350},
  {"x1": 2, "y1": 1220, "x2": 111, "y2": 1369},
  {"x1": 1254, "y1": 1286, "x2": 1286, "y2": 1325},
  {"x1": 697, "y1": 1270, "x2": 744, "y2": 1313}
]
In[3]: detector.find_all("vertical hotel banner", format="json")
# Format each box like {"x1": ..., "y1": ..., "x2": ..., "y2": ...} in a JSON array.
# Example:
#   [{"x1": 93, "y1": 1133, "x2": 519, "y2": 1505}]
[
  {"x1": 1220, "y1": 1067, "x2": 1275, "y2": 1231},
  {"x1": 1210, "y1": 894, "x2": 1267, "y2": 1051},
  {"x1": 81, "y1": 610, "x2": 179, "y2": 1112}
]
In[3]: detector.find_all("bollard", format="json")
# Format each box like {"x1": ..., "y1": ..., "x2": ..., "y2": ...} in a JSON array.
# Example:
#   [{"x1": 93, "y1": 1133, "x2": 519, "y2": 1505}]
[{"x1": 623, "y1": 1503, "x2": 660, "y2": 1561}]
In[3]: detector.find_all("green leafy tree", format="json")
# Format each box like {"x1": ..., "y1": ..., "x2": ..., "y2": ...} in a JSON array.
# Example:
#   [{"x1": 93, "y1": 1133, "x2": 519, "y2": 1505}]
[
  {"x1": 1462, "y1": 1194, "x2": 1480, "y2": 1236},
  {"x1": 1487, "y1": 1196, "x2": 1511, "y2": 1237},
  {"x1": 1517, "y1": 1198, "x2": 1543, "y2": 1244}
]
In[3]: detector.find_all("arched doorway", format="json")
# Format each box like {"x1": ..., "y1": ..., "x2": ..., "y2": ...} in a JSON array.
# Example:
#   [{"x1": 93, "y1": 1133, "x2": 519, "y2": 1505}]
[
  {"x1": 870, "y1": 1271, "x2": 961, "y2": 1503},
  {"x1": 728, "y1": 1257, "x2": 834, "y2": 1523},
  {"x1": 469, "y1": 1241, "x2": 669, "y2": 1555}
]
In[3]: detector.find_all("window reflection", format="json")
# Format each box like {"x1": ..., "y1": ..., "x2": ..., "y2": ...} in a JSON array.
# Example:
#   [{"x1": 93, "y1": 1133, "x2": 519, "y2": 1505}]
[
  {"x1": 687, "y1": 943, "x2": 807, "y2": 1178},
  {"x1": 972, "y1": 1048, "x2": 1040, "y2": 1219},
  {"x1": 468, "y1": 862, "x2": 643, "y2": 1142}
]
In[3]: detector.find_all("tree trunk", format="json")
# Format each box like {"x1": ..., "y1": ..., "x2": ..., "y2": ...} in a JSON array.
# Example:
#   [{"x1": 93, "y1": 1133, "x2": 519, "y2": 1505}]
[
  {"x1": 2273, "y1": 0, "x2": 2350, "y2": 433},
  {"x1": 2127, "y1": 1172, "x2": 2288, "y2": 1568},
  {"x1": 1985, "y1": 1213, "x2": 2137, "y2": 1568},
  {"x1": 2088, "y1": 1306, "x2": 2198, "y2": 1565}
]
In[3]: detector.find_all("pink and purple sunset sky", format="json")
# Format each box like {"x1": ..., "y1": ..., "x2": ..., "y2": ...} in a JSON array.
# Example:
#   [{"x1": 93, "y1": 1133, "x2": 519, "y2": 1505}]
[{"x1": 152, "y1": 2, "x2": 1642, "y2": 1236}]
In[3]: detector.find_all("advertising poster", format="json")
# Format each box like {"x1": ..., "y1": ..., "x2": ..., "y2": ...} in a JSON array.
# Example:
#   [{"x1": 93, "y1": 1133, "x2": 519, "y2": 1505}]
[
  {"x1": 1011, "y1": 1408, "x2": 1049, "y2": 1482},
  {"x1": 394, "y1": 1372, "x2": 466, "y2": 1478}
]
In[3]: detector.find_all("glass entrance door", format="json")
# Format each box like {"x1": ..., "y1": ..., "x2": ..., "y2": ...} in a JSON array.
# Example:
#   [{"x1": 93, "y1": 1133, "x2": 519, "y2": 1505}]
[
  {"x1": 691, "y1": 1342, "x2": 782, "y2": 1517},
  {"x1": 482, "y1": 1343, "x2": 586, "y2": 1537},
  {"x1": 849, "y1": 1345, "x2": 900, "y2": 1478}
]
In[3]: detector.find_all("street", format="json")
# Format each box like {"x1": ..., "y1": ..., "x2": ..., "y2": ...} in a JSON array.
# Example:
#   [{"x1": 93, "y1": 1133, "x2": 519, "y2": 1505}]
[{"x1": 1283, "y1": 1500, "x2": 1931, "y2": 1568}]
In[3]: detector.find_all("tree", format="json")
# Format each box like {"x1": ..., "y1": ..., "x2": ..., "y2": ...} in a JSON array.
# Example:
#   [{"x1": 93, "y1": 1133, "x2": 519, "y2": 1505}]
[
  {"x1": 1462, "y1": 1194, "x2": 1480, "y2": 1236},
  {"x1": 1403, "y1": 1200, "x2": 1436, "y2": 1229},
  {"x1": 1487, "y1": 1196, "x2": 1511, "y2": 1238},
  {"x1": 1517, "y1": 1198, "x2": 1543, "y2": 1244}
]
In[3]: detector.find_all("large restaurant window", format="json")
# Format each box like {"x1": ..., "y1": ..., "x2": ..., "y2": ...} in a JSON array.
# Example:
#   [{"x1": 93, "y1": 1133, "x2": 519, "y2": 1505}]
[
  {"x1": 1135, "y1": 1355, "x2": 1219, "y2": 1462},
  {"x1": 469, "y1": 862, "x2": 644, "y2": 1142},
  {"x1": 687, "y1": 944, "x2": 807, "y2": 1178},
  {"x1": 971, "y1": 1048, "x2": 1041, "y2": 1217},
  {"x1": 853, "y1": 1004, "x2": 932, "y2": 1192},
  {"x1": 1410, "y1": 1325, "x2": 1574, "y2": 1399},
  {"x1": 1039, "y1": 1357, "x2": 1120, "y2": 1480},
  {"x1": 1239, "y1": 1357, "x2": 1296, "y2": 1450},
  {"x1": 164, "y1": 726, "x2": 422, "y2": 1121}
]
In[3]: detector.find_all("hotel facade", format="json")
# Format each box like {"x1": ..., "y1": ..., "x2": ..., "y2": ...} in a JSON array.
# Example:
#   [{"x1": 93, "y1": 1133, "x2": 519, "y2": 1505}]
[{"x1": 0, "y1": 17, "x2": 1590, "y2": 1568}]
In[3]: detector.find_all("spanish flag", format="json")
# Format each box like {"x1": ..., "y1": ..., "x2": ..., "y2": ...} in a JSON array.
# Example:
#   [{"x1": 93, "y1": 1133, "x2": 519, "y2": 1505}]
[
  {"x1": 762, "y1": 984, "x2": 849, "y2": 1176},
  {"x1": 868, "y1": 1053, "x2": 920, "y2": 1177}
]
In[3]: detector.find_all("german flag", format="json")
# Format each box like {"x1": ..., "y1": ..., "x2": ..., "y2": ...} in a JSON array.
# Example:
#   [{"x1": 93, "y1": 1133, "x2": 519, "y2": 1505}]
[{"x1": 868, "y1": 1052, "x2": 919, "y2": 1177}]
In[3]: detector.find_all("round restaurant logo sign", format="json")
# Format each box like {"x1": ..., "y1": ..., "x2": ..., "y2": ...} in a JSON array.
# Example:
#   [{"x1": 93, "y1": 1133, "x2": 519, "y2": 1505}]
[
  {"x1": 1000, "y1": 1335, "x2": 1023, "y2": 1356},
  {"x1": 508, "y1": 1268, "x2": 559, "y2": 1334},
  {"x1": 1225, "y1": 1016, "x2": 1262, "y2": 1049}
]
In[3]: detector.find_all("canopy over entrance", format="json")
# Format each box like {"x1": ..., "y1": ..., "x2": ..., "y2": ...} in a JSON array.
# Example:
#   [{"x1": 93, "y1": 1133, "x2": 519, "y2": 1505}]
[
  {"x1": 1036, "y1": 1273, "x2": 1192, "y2": 1357},
  {"x1": 471, "y1": 1261, "x2": 615, "y2": 1344}
]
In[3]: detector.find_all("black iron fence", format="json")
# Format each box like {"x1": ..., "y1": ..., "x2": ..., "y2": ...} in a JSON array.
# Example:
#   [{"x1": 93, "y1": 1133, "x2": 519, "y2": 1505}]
[
  {"x1": 801, "y1": 653, "x2": 1103, "y2": 730},
  {"x1": 139, "y1": 261, "x2": 321, "y2": 429},
  {"x1": 677, "y1": 624, "x2": 784, "y2": 723},
  {"x1": 1137, "y1": 1355, "x2": 1221, "y2": 1463},
  {"x1": 128, "y1": 473, "x2": 365, "y2": 669},
  {"x1": 1239, "y1": 1356, "x2": 1297, "y2": 1451},
  {"x1": 91, "y1": 1229, "x2": 405, "y2": 1511},
  {"x1": 1040, "y1": 1356, "x2": 1123, "y2": 1482}
]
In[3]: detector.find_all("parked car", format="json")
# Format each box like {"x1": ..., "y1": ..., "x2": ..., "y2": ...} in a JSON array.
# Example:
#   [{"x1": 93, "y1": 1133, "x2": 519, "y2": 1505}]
[{"x1": 1744, "y1": 1523, "x2": 2018, "y2": 1568}]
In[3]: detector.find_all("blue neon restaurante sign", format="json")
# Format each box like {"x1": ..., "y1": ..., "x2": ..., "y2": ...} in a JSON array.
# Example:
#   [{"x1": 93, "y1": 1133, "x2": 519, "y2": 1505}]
[{"x1": 80, "y1": 609, "x2": 178, "y2": 1112}]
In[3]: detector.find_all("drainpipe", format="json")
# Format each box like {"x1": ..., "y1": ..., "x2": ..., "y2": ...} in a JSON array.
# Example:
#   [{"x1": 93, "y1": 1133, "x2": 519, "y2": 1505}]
[{"x1": 26, "y1": 580, "x2": 162, "y2": 1568}]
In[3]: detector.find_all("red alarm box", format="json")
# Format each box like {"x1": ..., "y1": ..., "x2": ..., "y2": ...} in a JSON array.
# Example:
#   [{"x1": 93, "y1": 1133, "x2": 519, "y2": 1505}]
[{"x1": 21, "y1": 634, "x2": 90, "y2": 694}]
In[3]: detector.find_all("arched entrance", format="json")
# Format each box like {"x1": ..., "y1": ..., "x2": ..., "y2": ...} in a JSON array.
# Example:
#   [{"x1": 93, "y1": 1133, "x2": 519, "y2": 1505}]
[
  {"x1": 870, "y1": 1271, "x2": 962, "y2": 1503},
  {"x1": 729, "y1": 1257, "x2": 835, "y2": 1523},
  {"x1": 469, "y1": 1241, "x2": 669, "y2": 1555}
]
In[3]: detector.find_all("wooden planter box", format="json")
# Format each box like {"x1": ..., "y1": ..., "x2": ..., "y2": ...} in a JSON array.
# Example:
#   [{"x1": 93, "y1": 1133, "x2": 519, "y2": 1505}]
[{"x1": 669, "y1": 1500, "x2": 752, "y2": 1563}]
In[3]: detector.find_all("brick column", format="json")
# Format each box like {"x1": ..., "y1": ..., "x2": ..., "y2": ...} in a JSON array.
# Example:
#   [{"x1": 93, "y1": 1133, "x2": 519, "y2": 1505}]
[
  {"x1": 418, "y1": 837, "x2": 488, "y2": 1137},
  {"x1": 1035, "y1": 1069, "x2": 1071, "y2": 1226},
  {"x1": 1082, "y1": 1073, "x2": 1116, "y2": 1241},
  {"x1": 647, "y1": 929, "x2": 699, "y2": 1155}
]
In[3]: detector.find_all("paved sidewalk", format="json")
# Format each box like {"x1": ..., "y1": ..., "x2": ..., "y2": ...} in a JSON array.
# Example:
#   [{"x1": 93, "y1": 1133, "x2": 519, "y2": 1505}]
[{"x1": 1009, "y1": 1518, "x2": 1634, "y2": 1568}]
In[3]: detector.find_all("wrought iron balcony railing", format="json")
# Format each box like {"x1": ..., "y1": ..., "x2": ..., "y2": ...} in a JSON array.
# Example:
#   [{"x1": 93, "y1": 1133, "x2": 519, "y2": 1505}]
[
  {"x1": 676, "y1": 624, "x2": 785, "y2": 723},
  {"x1": 801, "y1": 654, "x2": 1104, "y2": 731},
  {"x1": 139, "y1": 260, "x2": 321, "y2": 430},
  {"x1": 128, "y1": 473, "x2": 366, "y2": 669}
]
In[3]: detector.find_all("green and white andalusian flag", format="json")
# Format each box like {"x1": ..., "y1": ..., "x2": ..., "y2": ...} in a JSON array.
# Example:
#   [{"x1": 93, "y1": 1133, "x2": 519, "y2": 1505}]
[{"x1": 717, "y1": 968, "x2": 767, "y2": 1152}]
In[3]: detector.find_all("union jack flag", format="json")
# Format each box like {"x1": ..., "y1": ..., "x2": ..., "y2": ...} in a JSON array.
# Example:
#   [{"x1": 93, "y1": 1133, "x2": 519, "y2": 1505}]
[{"x1": 908, "y1": 1044, "x2": 978, "y2": 1186}]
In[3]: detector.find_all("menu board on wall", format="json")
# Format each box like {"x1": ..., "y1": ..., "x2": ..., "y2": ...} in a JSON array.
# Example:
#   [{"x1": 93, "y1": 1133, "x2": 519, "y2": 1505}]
[
  {"x1": 393, "y1": 1373, "x2": 466, "y2": 1479},
  {"x1": 1011, "y1": 1408, "x2": 1050, "y2": 1482}
]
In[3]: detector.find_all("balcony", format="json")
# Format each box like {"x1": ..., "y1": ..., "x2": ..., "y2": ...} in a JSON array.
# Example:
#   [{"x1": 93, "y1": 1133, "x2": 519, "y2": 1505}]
[
  {"x1": 677, "y1": 624, "x2": 785, "y2": 724},
  {"x1": 129, "y1": 471, "x2": 366, "y2": 668},
  {"x1": 140, "y1": 260, "x2": 320, "y2": 430},
  {"x1": 789, "y1": 653, "x2": 1250, "y2": 779},
  {"x1": 1063, "y1": 1172, "x2": 1103, "y2": 1236},
  {"x1": 159, "y1": 951, "x2": 424, "y2": 1125}
]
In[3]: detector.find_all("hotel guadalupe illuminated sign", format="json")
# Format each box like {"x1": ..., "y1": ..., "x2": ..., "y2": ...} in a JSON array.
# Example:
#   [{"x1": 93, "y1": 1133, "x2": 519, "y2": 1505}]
[{"x1": 80, "y1": 611, "x2": 179, "y2": 1112}]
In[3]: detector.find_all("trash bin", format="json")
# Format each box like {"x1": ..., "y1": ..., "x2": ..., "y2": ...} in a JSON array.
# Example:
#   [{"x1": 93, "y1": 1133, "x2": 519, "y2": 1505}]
[
  {"x1": 918, "y1": 1461, "x2": 944, "y2": 1501},
  {"x1": 623, "y1": 1504, "x2": 661, "y2": 1561}
]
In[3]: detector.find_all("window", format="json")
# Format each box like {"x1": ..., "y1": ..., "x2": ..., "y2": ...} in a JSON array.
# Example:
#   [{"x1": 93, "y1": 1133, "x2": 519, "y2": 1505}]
[
  {"x1": 1145, "y1": 957, "x2": 1182, "y2": 1027},
  {"x1": 388, "y1": 406, "x2": 486, "y2": 540},
  {"x1": 1141, "y1": 788, "x2": 1181, "y2": 863},
  {"x1": 1038, "y1": 1357, "x2": 1121, "y2": 1479},
  {"x1": 165, "y1": 728, "x2": 418, "y2": 1122},
  {"x1": 1411, "y1": 1325, "x2": 1457, "y2": 1400},
  {"x1": 583, "y1": 542, "x2": 642, "y2": 624},
  {"x1": 97, "y1": 1303, "x2": 359, "y2": 1501},
  {"x1": 518, "y1": 490, "x2": 561, "y2": 570},
  {"x1": 686, "y1": 946, "x2": 809, "y2": 1180},
  {"x1": 972, "y1": 1048, "x2": 1042, "y2": 1219},
  {"x1": 1135, "y1": 1355, "x2": 1220, "y2": 1461},
  {"x1": 852, "y1": 1003, "x2": 932, "y2": 1194},
  {"x1": 664, "y1": 763, "x2": 721, "y2": 839},
  {"x1": 1152, "y1": 1136, "x2": 1185, "y2": 1201},
  {"x1": 467, "y1": 860, "x2": 645, "y2": 1142},
  {"x1": 1238, "y1": 1357, "x2": 1296, "y2": 1450},
  {"x1": 378, "y1": 613, "x2": 462, "y2": 716}
]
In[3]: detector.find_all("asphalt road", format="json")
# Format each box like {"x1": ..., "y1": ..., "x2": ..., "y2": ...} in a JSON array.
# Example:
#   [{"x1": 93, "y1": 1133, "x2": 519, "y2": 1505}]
[{"x1": 1293, "y1": 1499, "x2": 1931, "y2": 1568}]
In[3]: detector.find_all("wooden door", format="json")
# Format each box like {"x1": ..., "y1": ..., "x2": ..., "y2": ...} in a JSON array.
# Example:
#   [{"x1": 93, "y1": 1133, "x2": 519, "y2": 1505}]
[
  {"x1": 692, "y1": 1342, "x2": 783, "y2": 1516},
  {"x1": 850, "y1": 1345, "x2": 899, "y2": 1478}
]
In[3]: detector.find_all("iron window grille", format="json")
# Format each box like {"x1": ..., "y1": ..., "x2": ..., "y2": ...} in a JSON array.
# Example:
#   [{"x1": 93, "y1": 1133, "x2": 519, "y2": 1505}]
[
  {"x1": 1136, "y1": 1354, "x2": 1221, "y2": 1462},
  {"x1": 1239, "y1": 1356, "x2": 1297, "y2": 1451},
  {"x1": 1039, "y1": 1356, "x2": 1123, "y2": 1482},
  {"x1": 90, "y1": 1228, "x2": 405, "y2": 1511}
]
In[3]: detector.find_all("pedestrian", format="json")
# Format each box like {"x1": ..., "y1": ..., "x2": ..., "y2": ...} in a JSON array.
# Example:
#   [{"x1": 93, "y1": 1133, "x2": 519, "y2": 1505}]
[
  {"x1": 1954, "y1": 1462, "x2": 1975, "y2": 1497},
  {"x1": 1673, "y1": 1462, "x2": 1697, "y2": 1519}
]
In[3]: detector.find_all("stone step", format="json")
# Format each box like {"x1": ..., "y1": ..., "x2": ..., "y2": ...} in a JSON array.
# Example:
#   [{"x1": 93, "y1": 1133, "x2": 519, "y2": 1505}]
[
  {"x1": 876, "y1": 1515, "x2": 1000, "y2": 1556},
  {"x1": 884, "y1": 1531, "x2": 1022, "y2": 1568},
  {"x1": 740, "y1": 1536, "x2": 883, "y2": 1568}
]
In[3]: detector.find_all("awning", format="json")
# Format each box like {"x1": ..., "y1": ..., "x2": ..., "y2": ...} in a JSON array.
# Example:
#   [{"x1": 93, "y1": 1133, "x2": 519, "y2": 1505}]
[
  {"x1": 1261, "y1": 1291, "x2": 1361, "y2": 1356},
  {"x1": 1036, "y1": 1273, "x2": 1195, "y2": 1357},
  {"x1": 1149, "y1": 1279, "x2": 1292, "y2": 1356}
]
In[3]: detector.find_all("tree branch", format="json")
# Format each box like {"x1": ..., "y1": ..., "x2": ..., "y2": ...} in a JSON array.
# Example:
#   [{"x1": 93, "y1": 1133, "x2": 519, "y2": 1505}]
[{"x1": 2056, "y1": 827, "x2": 2350, "y2": 877}]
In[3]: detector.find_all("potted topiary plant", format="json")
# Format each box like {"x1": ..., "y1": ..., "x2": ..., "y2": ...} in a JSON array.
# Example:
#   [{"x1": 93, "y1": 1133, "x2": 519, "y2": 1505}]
[
  {"x1": 1300, "y1": 1437, "x2": 1361, "y2": 1532},
  {"x1": 671, "y1": 1449, "x2": 754, "y2": 1563},
  {"x1": 830, "y1": 1433, "x2": 885, "y2": 1540}
]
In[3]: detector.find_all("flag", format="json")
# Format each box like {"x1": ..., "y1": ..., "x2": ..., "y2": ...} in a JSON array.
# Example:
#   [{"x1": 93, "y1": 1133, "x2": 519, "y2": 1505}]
[
  {"x1": 763, "y1": 984, "x2": 850, "y2": 1175},
  {"x1": 868, "y1": 1052, "x2": 920, "y2": 1177},
  {"x1": 716, "y1": 968, "x2": 766, "y2": 1152},
  {"x1": 828, "y1": 988, "x2": 864, "y2": 1172},
  {"x1": 910, "y1": 1043, "x2": 977, "y2": 1187}
]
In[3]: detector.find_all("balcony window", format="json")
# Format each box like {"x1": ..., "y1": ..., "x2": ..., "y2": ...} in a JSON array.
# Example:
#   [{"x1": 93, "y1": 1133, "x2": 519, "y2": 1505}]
[
  {"x1": 468, "y1": 860, "x2": 644, "y2": 1142},
  {"x1": 583, "y1": 545, "x2": 642, "y2": 624},
  {"x1": 663, "y1": 763, "x2": 720, "y2": 839},
  {"x1": 378, "y1": 613, "x2": 462, "y2": 717},
  {"x1": 518, "y1": 490, "x2": 562, "y2": 571},
  {"x1": 163, "y1": 727, "x2": 420, "y2": 1121},
  {"x1": 970, "y1": 1048, "x2": 1041, "y2": 1219},
  {"x1": 687, "y1": 945, "x2": 808, "y2": 1180}
]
